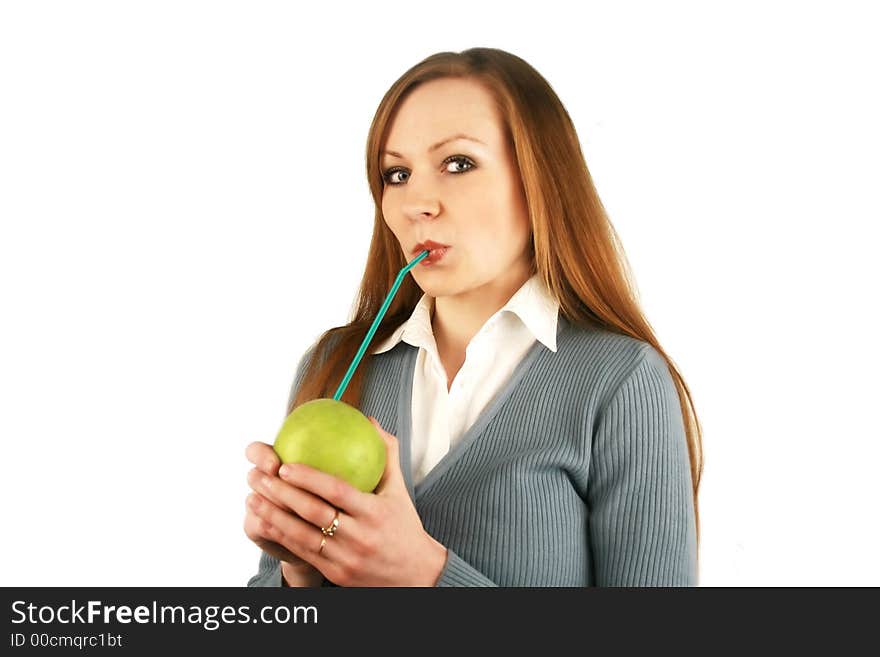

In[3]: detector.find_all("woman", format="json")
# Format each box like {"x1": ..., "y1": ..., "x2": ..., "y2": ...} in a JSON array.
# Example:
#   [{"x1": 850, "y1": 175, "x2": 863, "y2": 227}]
[{"x1": 244, "y1": 47, "x2": 703, "y2": 587}]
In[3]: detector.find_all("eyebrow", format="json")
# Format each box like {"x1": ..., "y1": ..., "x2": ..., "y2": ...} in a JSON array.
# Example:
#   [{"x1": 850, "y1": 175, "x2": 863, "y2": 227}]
[{"x1": 381, "y1": 134, "x2": 486, "y2": 159}]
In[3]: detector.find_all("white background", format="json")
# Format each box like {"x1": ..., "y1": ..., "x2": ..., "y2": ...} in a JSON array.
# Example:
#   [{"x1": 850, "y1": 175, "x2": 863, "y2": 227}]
[{"x1": 1, "y1": 1, "x2": 877, "y2": 586}]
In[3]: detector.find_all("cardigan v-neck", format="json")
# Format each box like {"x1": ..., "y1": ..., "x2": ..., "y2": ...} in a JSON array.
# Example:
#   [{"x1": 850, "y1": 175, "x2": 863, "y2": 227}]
[
  {"x1": 370, "y1": 272, "x2": 561, "y2": 487},
  {"x1": 400, "y1": 313, "x2": 572, "y2": 502}
]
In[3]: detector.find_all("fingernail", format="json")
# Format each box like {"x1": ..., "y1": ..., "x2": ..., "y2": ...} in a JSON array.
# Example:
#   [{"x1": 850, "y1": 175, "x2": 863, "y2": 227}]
[{"x1": 279, "y1": 465, "x2": 290, "y2": 478}]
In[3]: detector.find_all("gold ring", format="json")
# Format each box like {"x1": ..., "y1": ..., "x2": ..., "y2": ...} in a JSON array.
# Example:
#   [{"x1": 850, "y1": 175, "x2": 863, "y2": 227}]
[
  {"x1": 321, "y1": 510, "x2": 340, "y2": 537},
  {"x1": 318, "y1": 536, "x2": 327, "y2": 553}
]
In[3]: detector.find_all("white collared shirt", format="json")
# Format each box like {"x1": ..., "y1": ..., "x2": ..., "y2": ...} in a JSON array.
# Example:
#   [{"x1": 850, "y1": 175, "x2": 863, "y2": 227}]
[{"x1": 370, "y1": 272, "x2": 560, "y2": 485}]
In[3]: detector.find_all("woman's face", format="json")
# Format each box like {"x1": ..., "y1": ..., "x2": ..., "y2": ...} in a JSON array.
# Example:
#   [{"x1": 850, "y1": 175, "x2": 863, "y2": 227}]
[{"x1": 380, "y1": 77, "x2": 532, "y2": 299}]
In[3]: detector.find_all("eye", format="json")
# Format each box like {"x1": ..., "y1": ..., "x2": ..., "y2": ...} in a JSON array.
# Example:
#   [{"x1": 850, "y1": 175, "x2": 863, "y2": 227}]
[
  {"x1": 444, "y1": 155, "x2": 475, "y2": 174},
  {"x1": 382, "y1": 155, "x2": 476, "y2": 186}
]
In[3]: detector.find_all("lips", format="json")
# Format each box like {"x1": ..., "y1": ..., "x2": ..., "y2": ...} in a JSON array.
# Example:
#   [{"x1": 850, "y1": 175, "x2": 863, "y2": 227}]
[{"x1": 412, "y1": 239, "x2": 451, "y2": 255}]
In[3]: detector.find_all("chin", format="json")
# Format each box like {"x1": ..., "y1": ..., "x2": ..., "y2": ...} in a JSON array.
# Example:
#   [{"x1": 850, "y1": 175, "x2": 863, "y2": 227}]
[{"x1": 413, "y1": 276, "x2": 461, "y2": 298}]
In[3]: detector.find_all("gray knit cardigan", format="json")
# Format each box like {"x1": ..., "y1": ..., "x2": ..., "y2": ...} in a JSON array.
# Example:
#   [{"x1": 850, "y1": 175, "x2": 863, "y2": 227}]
[{"x1": 247, "y1": 313, "x2": 698, "y2": 587}]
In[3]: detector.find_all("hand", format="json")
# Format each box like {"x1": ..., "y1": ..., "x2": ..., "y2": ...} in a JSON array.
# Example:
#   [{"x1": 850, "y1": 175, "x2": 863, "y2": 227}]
[
  {"x1": 243, "y1": 440, "x2": 322, "y2": 583},
  {"x1": 245, "y1": 416, "x2": 449, "y2": 587}
]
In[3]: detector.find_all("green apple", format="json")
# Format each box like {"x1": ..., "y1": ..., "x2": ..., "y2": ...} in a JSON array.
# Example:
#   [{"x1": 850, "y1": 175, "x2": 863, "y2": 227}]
[{"x1": 272, "y1": 398, "x2": 386, "y2": 493}]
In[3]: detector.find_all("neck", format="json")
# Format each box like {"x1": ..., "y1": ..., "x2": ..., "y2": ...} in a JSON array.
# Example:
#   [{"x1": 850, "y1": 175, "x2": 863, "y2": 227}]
[{"x1": 432, "y1": 258, "x2": 533, "y2": 357}]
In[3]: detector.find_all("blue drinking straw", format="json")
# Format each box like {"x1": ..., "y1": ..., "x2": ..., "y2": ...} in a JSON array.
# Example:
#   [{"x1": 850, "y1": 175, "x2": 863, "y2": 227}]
[{"x1": 333, "y1": 249, "x2": 430, "y2": 401}]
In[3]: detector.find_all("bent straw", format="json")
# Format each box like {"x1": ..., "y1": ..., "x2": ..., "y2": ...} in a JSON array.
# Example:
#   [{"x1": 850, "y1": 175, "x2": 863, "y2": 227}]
[{"x1": 333, "y1": 249, "x2": 431, "y2": 401}]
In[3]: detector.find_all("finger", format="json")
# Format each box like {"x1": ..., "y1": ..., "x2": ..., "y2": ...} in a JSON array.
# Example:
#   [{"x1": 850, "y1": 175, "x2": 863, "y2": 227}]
[
  {"x1": 246, "y1": 493, "x2": 315, "y2": 551},
  {"x1": 243, "y1": 509, "x2": 300, "y2": 562},
  {"x1": 247, "y1": 492, "x2": 343, "y2": 579},
  {"x1": 369, "y1": 417, "x2": 404, "y2": 493},
  {"x1": 243, "y1": 508, "x2": 268, "y2": 544},
  {"x1": 245, "y1": 441, "x2": 281, "y2": 475},
  {"x1": 247, "y1": 467, "x2": 339, "y2": 531},
  {"x1": 247, "y1": 466, "x2": 292, "y2": 511},
  {"x1": 369, "y1": 416, "x2": 397, "y2": 454},
  {"x1": 277, "y1": 462, "x2": 373, "y2": 516}
]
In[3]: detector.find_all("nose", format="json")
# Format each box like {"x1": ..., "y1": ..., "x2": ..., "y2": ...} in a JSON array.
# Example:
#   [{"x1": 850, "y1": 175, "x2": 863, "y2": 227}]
[
  {"x1": 401, "y1": 175, "x2": 441, "y2": 222},
  {"x1": 403, "y1": 198, "x2": 440, "y2": 223},
  {"x1": 406, "y1": 208, "x2": 440, "y2": 225}
]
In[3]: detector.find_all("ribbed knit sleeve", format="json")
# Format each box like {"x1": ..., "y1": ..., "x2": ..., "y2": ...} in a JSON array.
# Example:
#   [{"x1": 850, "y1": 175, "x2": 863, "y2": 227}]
[
  {"x1": 436, "y1": 549, "x2": 498, "y2": 587},
  {"x1": 247, "y1": 550, "x2": 284, "y2": 587},
  {"x1": 247, "y1": 343, "x2": 318, "y2": 588},
  {"x1": 587, "y1": 345, "x2": 698, "y2": 586}
]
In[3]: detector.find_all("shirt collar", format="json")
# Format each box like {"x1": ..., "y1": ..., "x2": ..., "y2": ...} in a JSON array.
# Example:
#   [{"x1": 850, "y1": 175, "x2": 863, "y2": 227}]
[{"x1": 370, "y1": 272, "x2": 560, "y2": 355}]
